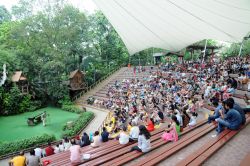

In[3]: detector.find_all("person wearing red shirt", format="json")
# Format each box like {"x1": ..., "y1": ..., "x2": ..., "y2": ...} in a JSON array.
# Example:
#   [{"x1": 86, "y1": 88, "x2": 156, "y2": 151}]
[
  {"x1": 45, "y1": 142, "x2": 55, "y2": 156},
  {"x1": 146, "y1": 118, "x2": 155, "y2": 132}
]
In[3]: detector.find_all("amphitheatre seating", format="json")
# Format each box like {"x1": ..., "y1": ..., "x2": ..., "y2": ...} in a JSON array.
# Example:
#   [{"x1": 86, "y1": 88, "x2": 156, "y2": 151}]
[
  {"x1": 233, "y1": 93, "x2": 249, "y2": 99},
  {"x1": 176, "y1": 115, "x2": 250, "y2": 166},
  {"x1": 126, "y1": 122, "x2": 215, "y2": 166},
  {"x1": 42, "y1": 119, "x2": 207, "y2": 166},
  {"x1": 100, "y1": 120, "x2": 209, "y2": 166},
  {"x1": 79, "y1": 120, "x2": 208, "y2": 166},
  {"x1": 130, "y1": 116, "x2": 250, "y2": 166},
  {"x1": 41, "y1": 124, "x2": 167, "y2": 166},
  {"x1": 78, "y1": 67, "x2": 249, "y2": 165}
]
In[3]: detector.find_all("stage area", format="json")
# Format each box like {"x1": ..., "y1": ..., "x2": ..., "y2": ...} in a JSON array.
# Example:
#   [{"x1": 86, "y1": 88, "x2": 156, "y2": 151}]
[{"x1": 0, "y1": 107, "x2": 79, "y2": 142}]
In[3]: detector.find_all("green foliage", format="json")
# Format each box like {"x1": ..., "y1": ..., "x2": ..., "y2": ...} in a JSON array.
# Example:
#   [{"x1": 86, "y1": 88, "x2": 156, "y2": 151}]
[
  {"x1": 0, "y1": 86, "x2": 42, "y2": 115},
  {"x1": 59, "y1": 95, "x2": 82, "y2": 114},
  {"x1": 19, "y1": 95, "x2": 32, "y2": 113},
  {"x1": 0, "y1": 133, "x2": 55, "y2": 156},
  {"x1": 222, "y1": 39, "x2": 250, "y2": 58},
  {"x1": 0, "y1": 1, "x2": 129, "y2": 106},
  {"x1": 0, "y1": 6, "x2": 11, "y2": 24},
  {"x1": 184, "y1": 51, "x2": 191, "y2": 61},
  {"x1": 28, "y1": 100, "x2": 43, "y2": 112},
  {"x1": 61, "y1": 105, "x2": 82, "y2": 114},
  {"x1": 63, "y1": 111, "x2": 94, "y2": 137}
]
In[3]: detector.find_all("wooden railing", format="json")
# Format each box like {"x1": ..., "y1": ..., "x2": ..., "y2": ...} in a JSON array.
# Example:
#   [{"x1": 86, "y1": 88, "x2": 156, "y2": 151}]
[{"x1": 72, "y1": 65, "x2": 124, "y2": 102}]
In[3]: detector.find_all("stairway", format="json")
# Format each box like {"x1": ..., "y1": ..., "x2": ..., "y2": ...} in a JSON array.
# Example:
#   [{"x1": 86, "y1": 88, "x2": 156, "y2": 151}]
[{"x1": 74, "y1": 66, "x2": 157, "y2": 133}]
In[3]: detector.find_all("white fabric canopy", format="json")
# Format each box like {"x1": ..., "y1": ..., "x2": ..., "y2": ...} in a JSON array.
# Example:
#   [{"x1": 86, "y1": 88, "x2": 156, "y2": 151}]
[{"x1": 93, "y1": 0, "x2": 250, "y2": 54}]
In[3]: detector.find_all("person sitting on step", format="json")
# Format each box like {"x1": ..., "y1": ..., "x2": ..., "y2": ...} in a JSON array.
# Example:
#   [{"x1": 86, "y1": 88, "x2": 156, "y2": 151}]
[{"x1": 215, "y1": 99, "x2": 242, "y2": 134}]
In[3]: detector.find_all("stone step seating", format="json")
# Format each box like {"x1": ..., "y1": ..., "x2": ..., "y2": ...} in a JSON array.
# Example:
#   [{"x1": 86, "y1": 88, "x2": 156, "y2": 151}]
[
  {"x1": 99, "y1": 120, "x2": 211, "y2": 166},
  {"x1": 127, "y1": 115, "x2": 250, "y2": 166},
  {"x1": 41, "y1": 122, "x2": 168, "y2": 166},
  {"x1": 41, "y1": 118, "x2": 208, "y2": 166}
]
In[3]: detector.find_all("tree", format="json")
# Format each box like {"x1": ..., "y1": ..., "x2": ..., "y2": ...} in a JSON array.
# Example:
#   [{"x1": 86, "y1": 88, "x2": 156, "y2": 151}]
[
  {"x1": 8, "y1": 2, "x2": 87, "y2": 102},
  {"x1": 11, "y1": 0, "x2": 33, "y2": 20},
  {"x1": 0, "y1": 6, "x2": 11, "y2": 24}
]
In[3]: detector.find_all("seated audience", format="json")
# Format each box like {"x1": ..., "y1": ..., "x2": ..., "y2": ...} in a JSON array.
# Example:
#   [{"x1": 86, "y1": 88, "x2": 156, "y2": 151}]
[
  {"x1": 63, "y1": 137, "x2": 72, "y2": 151},
  {"x1": 208, "y1": 100, "x2": 222, "y2": 123},
  {"x1": 131, "y1": 125, "x2": 151, "y2": 153},
  {"x1": 188, "y1": 112, "x2": 198, "y2": 127},
  {"x1": 216, "y1": 100, "x2": 242, "y2": 134},
  {"x1": 162, "y1": 115, "x2": 180, "y2": 142},
  {"x1": 91, "y1": 131, "x2": 101, "y2": 147},
  {"x1": 119, "y1": 126, "x2": 129, "y2": 145},
  {"x1": 45, "y1": 142, "x2": 54, "y2": 157},
  {"x1": 69, "y1": 139, "x2": 81, "y2": 164},
  {"x1": 9, "y1": 151, "x2": 26, "y2": 166},
  {"x1": 58, "y1": 141, "x2": 64, "y2": 152},
  {"x1": 54, "y1": 144, "x2": 60, "y2": 154},
  {"x1": 81, "y1": 132, "x2": 91, "y2": 147},
  {"x1": 227, "y1": 98, "x2": 246, "y2": 125},
  {"x1": 129, "y1": 122, "x2": 139, "y2": 142},
  {"x1": 146, "y1": 118, "x2": 155, "y2": 132},
  {"x1": 26, "y1": 149, "x2": 40, "y2": 166},
  {"x1": 34, "y1": 147, "x2": 43, "y2": 158},
  {"x1": 101, "y1": 127, "x2": 109, "y2": 142}
]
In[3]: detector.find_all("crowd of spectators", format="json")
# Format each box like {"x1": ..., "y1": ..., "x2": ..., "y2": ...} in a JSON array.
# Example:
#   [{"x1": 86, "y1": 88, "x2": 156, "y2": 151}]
[{"x1": 8, "y1": 56, "x2": 250, "y2": 166}]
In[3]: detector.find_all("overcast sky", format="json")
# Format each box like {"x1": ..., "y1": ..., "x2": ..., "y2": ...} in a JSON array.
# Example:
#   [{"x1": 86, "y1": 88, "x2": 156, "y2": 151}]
[{"x1": 0, "y1": 0, "x2": 98, "y2": 13}]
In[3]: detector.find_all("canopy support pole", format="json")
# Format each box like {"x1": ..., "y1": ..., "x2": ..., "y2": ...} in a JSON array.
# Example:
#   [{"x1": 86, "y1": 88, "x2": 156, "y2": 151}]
[
  {"x1": 202, "y1": 39, "x2": 208, "y2": 64},
  {"x1": 238, "y1": 41, "x2": 244, "y2": 57}
]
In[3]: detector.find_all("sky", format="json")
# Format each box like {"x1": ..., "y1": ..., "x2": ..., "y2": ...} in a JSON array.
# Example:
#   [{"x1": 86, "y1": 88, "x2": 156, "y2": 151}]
[{"x1": 0, "y1": 0, "x2": 98, "y2": 13}]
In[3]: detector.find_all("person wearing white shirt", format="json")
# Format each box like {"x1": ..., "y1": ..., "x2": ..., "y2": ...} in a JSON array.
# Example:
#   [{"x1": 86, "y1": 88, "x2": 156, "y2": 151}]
[
  {"x1": 129, "y1": 122, "x2": 139, "y2": 141},
  {"x1": 59, "y1": 142, "x2": 64, "y2": 152},
  {"x1": 223, "y1": 70, "x2": 228, "y2": 78},
  {"x1": 119, "y1": 127, "x2": 129, "y2": 145},
  {"x1": 34, "y1": 147, "x2": 43, "y2": 158},
  {"x1": 64, "y1": 138, "x2": 72, "y2": 151},
  {"x1": 174, "y1": 110, "x2": 183, "y2": 127},
  {"x1": 91, "y1": 131, "x2": 101, "y2": 147},
  {"x1": 130, "y1": 125, "x2": 151, "y2": 153},
  {"x1": 54, "y1": 144, "x2": 60, "y2": 154}
]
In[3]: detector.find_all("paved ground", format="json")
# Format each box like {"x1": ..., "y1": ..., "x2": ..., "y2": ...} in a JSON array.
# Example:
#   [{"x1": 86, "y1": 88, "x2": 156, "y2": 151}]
[
  {"x1": 204, "y1": 124, "x2": 250, "y2": 166},
  {"x1": 82, "y1": 106, "x2": 109, "y2": 134}
]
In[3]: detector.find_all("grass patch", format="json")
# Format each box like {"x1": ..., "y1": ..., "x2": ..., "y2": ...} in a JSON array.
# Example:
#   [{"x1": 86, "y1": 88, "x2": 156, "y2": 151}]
[{"x1": 0, "y1": 107, "x2": 80, "y2": 142}]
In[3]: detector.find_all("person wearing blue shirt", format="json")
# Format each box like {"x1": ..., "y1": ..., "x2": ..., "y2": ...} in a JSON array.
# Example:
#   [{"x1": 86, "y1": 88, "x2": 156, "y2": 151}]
[
  {"x1": 227, "y1": 98, "x2": 246, "y2": 125},
  {"x1": 208, "y1": 101, "x2": 222, "y2": 123},
  {"x1": 216, "y1": 100, "x2": 242, "y2": 134}
]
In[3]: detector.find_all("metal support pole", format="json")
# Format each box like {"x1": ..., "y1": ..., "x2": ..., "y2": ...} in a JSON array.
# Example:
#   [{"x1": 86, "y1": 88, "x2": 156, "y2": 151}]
[
  {"x1": 202, "y1": 39, "x2": 208, "y2": 64},
  {"x1": 238, "y1": 41, "x2": 244, "y2": 57}
]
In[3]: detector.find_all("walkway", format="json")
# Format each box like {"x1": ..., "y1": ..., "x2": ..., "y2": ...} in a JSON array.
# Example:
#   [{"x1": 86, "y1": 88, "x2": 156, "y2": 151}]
[{"x1": 82, "y1": 106, "x2": 109, "y2": 134}]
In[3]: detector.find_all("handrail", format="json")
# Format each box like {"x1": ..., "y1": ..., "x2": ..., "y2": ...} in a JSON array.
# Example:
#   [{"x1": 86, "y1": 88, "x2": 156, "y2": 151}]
[{"x1": 72, "y1": 64, "x2": 124, "y2": 101}]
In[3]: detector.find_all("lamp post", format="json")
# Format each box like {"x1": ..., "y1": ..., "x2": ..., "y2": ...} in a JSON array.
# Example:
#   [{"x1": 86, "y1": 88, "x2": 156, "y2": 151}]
[
  {"x1": 238, "y1": 35, "x2": 250, "y2": 57},
  {"x1": 202, "y1": 39, "x2": 208, "y2": 64}
]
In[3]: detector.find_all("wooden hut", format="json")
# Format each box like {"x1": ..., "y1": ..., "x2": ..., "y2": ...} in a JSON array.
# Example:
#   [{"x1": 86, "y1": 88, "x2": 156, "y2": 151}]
[
  {"x1": 11, "y1": 71, "x2": 29, "y2": 94},
  {"x1": 69, "y1": 70, "x2": 86, "y2": 91},
  {"x1": 186, "y1": 45, "x2": 219, "y2": 63}
]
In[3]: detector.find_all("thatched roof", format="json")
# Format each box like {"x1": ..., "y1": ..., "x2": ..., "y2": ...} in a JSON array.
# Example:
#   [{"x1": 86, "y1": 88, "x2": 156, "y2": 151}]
[
  {"x1": 69, "y1": 70, "x2": 85, "y2": 79},
  {"x1": 12, "y1": 71, "x2": 27, "y2": 82}
]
